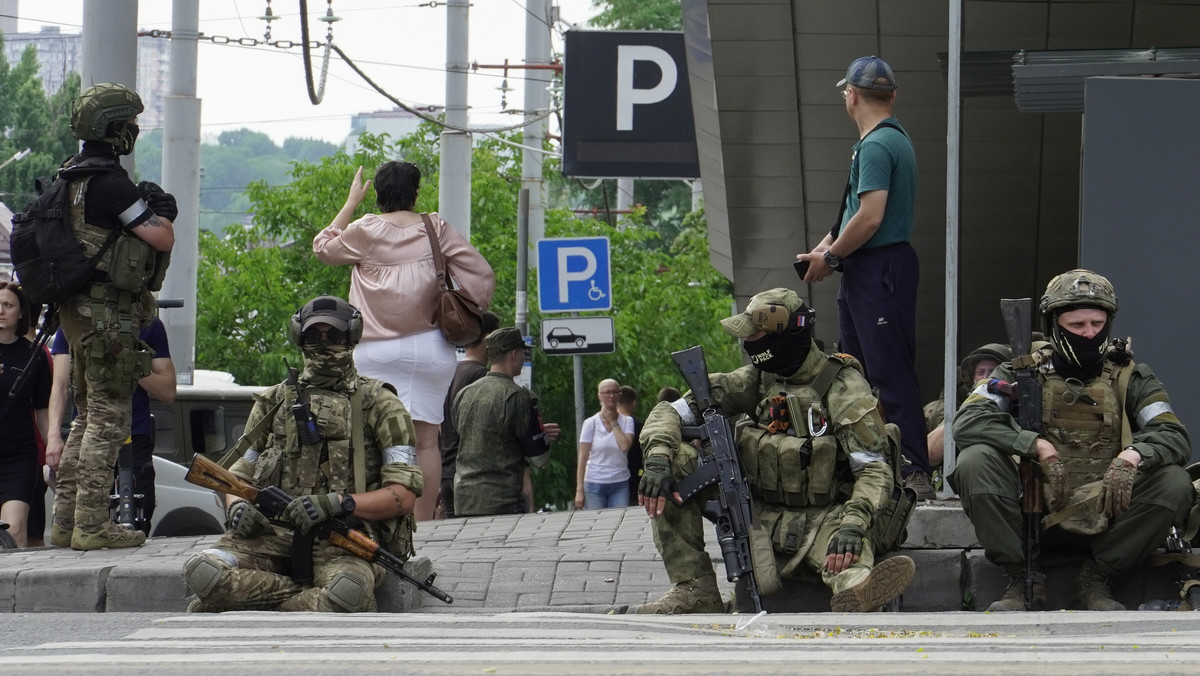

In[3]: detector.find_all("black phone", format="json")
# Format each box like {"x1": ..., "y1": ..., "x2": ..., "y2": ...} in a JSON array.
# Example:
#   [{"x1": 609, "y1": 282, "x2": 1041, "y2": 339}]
[{"x1": 793, "y1": 259, "x2": 810, "y2": 280}]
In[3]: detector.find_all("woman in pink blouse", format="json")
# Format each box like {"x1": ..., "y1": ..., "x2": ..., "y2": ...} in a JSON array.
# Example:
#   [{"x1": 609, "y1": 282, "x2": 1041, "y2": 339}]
[{"x1": 314, "y1": 161, "x2": 495, "y2": 521}]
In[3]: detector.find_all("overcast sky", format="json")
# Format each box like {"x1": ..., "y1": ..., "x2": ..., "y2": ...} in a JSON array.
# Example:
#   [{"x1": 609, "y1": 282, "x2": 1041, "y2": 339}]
[{"x1": 14, "y1": 0, "x2": 597, "y2": 145}]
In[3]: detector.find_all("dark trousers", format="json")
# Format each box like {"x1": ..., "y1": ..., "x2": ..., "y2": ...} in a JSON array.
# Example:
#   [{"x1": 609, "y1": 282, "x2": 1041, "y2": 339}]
[{"x1": 836, "y1": 242, "x2": 929, "y2": 475}]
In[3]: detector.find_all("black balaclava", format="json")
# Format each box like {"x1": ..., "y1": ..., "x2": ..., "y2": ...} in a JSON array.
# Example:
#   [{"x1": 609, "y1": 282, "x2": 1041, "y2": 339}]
[
  {"x1": 1050, "y1": 308, "x2": 1111, "y2": 381},
  {"x1": 744, "y1": 321, "x2": 813, "y2": 377}
]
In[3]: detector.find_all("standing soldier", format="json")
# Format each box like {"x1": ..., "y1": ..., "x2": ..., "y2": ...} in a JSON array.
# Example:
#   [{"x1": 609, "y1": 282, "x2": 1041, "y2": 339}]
[
  {"x1": 51, "y1": 83, "x2": 176, "y2": 550},
  {"x1": 950, "y1": 270, "x2": 1193, "y2": 610},
  {"x1": 183, "y1": 296, "x2": 423, "y2": 612},
  {"x1": 633, "y1": 288, "x2": 915, "y2": 614}
]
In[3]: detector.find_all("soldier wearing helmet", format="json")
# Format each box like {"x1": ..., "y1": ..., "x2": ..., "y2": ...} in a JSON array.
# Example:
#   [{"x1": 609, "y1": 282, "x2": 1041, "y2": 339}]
[
  {"x1": 48, "y1": 83, "x2": 178, "y2": 551},
  {"x1": 950, "y1": 270, "x2": 1192, "y2": 612},
  {"x1": 924, "y1": 342, "x2": 1015, "y2": 470},
  {"x1": 629, "y1": 288, "x2": 915, "y2": 614},
  {"x1": 183, "y1": 296, "x2": 422, "y2": 613}
]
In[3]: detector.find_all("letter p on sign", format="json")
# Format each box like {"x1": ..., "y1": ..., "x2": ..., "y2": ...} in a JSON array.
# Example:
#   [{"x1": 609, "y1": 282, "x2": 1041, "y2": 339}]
[{"x1": 616, "y1": 45, "x2": 678, "y2": 131}]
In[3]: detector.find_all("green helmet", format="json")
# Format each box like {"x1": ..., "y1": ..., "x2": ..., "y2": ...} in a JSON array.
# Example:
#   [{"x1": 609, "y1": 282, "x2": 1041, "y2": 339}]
[
  {"x1": 1039, "y1": 269, "x2": 1118, "y2": 327},
  {"x1": 70, "y1": 83, "x2": 144, "y2": 150},
  {"x1": 959, "y1": 342, "x2": 1012, "y2": 384}
]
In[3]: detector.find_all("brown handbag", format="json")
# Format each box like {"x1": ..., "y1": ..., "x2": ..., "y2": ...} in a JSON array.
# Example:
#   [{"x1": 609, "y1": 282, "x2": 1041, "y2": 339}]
[{"x1": 421, "y1": 213, "x2": 485, "y2": 346}]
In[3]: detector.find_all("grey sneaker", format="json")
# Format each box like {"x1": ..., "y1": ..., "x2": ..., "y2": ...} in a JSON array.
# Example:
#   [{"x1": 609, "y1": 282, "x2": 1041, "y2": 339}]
[
  {"x1": 830, "y1": 555, "x2": 915, "y2": 612},
  {"x1": 634, "y1": 574, "x2": 724, "y2": 614},
  {"x1": 988, "y1": 571, "x2": 1047, "y2": 611},
  {"x1": 1075, "y1": 559, "x2": 1124, "y2": 611},
  {"x1": 71, "y1": 522, "x2": 146, "y2": 550},
  {"x1": 904, "y1": 472, "x2": 938, "y2": 501}
]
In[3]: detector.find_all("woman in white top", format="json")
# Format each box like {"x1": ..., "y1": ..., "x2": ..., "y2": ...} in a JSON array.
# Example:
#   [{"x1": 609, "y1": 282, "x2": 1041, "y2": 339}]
[{"x1": 575, "y1": 379, "x2": 635, "y2": 509}]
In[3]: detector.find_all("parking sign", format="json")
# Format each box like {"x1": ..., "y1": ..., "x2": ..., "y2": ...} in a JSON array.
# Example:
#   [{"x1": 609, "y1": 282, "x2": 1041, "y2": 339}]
[{"x1": 537, "y1": 237, "x2": 612, "y2": 313}]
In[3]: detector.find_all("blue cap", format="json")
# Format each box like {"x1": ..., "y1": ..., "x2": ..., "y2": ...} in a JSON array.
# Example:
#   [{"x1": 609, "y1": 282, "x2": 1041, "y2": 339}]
[{"x1": 837, "y1": 56, "x2": 897, "y2": 91}]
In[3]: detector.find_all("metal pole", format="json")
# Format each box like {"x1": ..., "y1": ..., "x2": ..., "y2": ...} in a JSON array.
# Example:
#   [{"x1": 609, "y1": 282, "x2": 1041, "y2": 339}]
[
  {"x1": 517, "y1": 188, "x2": 530, "y2": 337},
  {"x1": 941, "y1": 0, "x2": 963, "y2": 495},
  {"x1": 523, "y1": 0, "x2": 551, "y2": 253},
  {"x1": 160, "y1": 0, "x2": 201, "y2": 385},
  {"x1": 439, "y1": 0, "x2": 472, "y2": 239},
  {"x1": 82, "y1": 0, "x2": 138, "y2": 174},
  {"x1": 573, "y1": 351, "x2": 585, "y2": 469}
]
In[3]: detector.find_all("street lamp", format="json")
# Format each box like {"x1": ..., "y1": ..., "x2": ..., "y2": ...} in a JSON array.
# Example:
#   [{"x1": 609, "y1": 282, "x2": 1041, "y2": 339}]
[{"x1": 0, "y1": 148, "x2": 31, "y2": 172}]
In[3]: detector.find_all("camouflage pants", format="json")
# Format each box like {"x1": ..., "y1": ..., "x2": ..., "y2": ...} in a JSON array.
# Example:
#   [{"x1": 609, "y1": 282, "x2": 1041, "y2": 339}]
[
  {"x1": 53, "y1": 287, "x2": 152, "y2": 530},
  {"x1": 949, "y1": 443, "x2": 1194, "y2": 574},
  {"x1": 650, "y1": 444, "x2": 876, "y2": 595},
  {"x1": 196, "y1": 526, "x2": 382, "y2": 612}
]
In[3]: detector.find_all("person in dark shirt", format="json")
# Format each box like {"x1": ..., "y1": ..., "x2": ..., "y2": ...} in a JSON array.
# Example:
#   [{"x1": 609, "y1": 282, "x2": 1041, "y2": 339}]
[{"x1": 437, "y1": 311, "x2": 498, "y2": 518}]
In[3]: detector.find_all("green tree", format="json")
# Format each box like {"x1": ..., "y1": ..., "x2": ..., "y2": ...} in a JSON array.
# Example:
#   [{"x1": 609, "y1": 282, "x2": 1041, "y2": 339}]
[{"x1": 590, "y1": 0, "x2": 682, "y2": 30}]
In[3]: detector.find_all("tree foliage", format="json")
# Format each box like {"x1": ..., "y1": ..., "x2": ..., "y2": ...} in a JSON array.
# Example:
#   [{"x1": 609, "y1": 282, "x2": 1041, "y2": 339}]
[
  {"x1": 197, "y1": 124, "x2": 738, "y2": 507},
  {"x1": 589, "y1": 0, "x2": 682, "y2": 30}
]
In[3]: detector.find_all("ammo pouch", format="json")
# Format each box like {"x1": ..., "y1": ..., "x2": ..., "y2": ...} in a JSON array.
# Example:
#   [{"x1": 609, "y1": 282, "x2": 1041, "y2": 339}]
[
  {"x1": 147, "y1": 249, "x2": 171, "y2": 292},
  {"x1": 739, "y1": 425, "x2": 840, "y2": 507},
  {"x1": 375, "y1": 513, "x2": 416, "y2": 562},
  {"x1": 105, "y1": 234, "x2": 156, "y2": 292},
  {"x1": 867, "y1": 422, "x2": 916, "y2": 554}
]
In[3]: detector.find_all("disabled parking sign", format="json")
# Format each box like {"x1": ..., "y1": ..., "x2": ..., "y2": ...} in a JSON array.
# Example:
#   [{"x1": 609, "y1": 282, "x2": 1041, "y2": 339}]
[{"x1": 537, "y1": 237, "x2": 612, "y2": 313}]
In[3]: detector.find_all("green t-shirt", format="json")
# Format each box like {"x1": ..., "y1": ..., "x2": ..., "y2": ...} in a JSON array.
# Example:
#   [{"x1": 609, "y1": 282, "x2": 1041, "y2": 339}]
[{"x1": 837, "y1": 116, "x2": 918, "y2": 249}]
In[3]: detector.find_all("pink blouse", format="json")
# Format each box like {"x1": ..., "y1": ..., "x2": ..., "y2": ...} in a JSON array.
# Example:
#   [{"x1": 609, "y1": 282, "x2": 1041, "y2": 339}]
[{"x1": 313, "y1": 212, "x2": 496, "y2": 342}]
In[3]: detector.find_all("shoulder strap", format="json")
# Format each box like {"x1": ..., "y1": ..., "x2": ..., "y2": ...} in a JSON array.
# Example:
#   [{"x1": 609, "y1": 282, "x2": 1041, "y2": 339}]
[
  {"x1": 811, "y1": 355, "x2": 851, "y2": 401},
  {"x1": 1108, "y1": 360, "x2": 1137, "y2": 447},
  {"x1": 351, "y1": 384, "x2": 367, "y2": 494},
  {"x1": 831, "y1": 120, "x2": 908, "y2": 239},
  {"x1": 420, "y1": 213, "x2": 450, "y2": 292}
]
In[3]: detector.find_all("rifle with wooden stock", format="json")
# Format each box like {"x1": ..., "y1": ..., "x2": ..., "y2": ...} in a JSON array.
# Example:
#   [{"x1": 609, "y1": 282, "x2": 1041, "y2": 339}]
[
  {"x1": 994, "y1": 298, "x2": 1043, "y2": 610},
  {"x1": 185, "y1": 452, "x2": 452, "y2": 604}
]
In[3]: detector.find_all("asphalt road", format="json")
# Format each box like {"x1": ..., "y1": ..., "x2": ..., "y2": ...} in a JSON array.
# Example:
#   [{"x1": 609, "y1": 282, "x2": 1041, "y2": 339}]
[{"x1": 2, "y1": 611, "x2": 1200, "y2": 675}]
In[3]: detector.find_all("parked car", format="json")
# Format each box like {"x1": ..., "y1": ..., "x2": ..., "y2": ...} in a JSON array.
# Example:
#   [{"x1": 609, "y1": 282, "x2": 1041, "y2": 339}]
[{"x1": 42, "y1": 370, "x2": 265, "y2": 541}]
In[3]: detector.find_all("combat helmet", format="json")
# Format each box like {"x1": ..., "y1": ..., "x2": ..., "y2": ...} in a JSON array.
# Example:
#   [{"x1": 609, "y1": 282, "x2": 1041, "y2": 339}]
[
  {"x1": 1039, "y1": 269, "x2": 1117, "y2": 331},
  {"x1": 959, "y1": 343, "x2": 1012, "y2": 384},
  {"x1": 70, "y1": 83, "x2": 144, "y2": 154}
]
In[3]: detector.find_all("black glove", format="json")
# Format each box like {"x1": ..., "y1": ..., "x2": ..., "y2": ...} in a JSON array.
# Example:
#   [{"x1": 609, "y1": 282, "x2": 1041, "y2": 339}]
[
  {"x1": 638, "y1": 454, "x2": 674, "y2": 500},
  {"x1": 826, "y1": 523, "x2": 866, "y2": 558},
  {"x1": 227, "y1": 499, "x2": 270, "y2": 539},
  {"x1": 282, "y1": 492, "x2": 347, "y2": 533},
  {"x1": 138, "y1": 180, "x2": 178, "y2": 221}
]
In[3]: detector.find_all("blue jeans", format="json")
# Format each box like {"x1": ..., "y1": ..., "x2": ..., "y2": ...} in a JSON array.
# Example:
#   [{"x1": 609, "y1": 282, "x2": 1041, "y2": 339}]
[{"x1": 584, "y1": 481, "x2": 630, "y2": 510}]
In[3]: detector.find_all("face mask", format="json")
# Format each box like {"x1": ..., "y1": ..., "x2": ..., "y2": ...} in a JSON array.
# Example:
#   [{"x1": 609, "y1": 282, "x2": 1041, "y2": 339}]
[
  {"x1": 1050, "y1": 322, "x2": 1110, "y2": 381},
  {"x1": 744, "y1": 330, "x2": 811, "y2": 377},
  {"x1": 301, "y1": 342, "x2": 356, "y2": 389}
]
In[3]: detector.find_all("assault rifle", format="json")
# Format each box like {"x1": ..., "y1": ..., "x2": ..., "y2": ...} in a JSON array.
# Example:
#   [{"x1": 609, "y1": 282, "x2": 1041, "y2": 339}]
[
  {"x1": 185, "y1": 452, "x2": 453, "y2": 604},
  {"x1": 671, "y1": 345, "x2": 762, "y2": 613},
  {"x1": 997, "y1": 298, "x2": 1043, "y2": 610}
]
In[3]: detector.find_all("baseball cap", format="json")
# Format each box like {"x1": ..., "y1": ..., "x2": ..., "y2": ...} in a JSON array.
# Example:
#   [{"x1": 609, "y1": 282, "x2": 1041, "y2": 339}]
[
  {"x1": 486, "y1": 326, "x2": 525, "y2": 358},
  {"x1": 298, "y1": 295, "x2": 357, "y2": 333},
  {"x1": 720, "y1": 288, "x2": 810, "y2": 338},
  {"x1": 837, "y1": 56, "x2": 897, "y2": 91}
]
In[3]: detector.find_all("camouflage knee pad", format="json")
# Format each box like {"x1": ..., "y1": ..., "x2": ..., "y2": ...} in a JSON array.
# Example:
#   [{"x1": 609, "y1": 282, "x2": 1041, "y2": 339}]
[
  {"x1": 184, "y1": 549, "x2": 237, "y2": 599},
  {"x1": 325, "y1": 569, "x2": 373, "y2": 612}
]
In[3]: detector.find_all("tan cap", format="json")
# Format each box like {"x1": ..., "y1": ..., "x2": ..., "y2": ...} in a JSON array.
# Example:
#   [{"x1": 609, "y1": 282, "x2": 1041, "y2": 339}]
[{"x1": 720, "y1": 288, "x2": 807, "y2": 338}]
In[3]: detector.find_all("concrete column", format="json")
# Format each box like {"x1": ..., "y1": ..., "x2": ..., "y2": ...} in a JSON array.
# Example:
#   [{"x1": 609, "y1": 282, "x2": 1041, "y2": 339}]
[
  {"x1": 522, "y1": 0, "x2": 551, "y2": 251},
  {"x1": 82, "y1": 0, "x2": 138, "y2": 173},
  {"x1": 438, "y1": 0, "x2": 472, "y2": 238}
]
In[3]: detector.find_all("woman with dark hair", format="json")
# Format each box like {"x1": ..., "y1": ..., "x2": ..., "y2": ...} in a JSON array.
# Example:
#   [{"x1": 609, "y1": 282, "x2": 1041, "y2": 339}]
[
  {"x1": 314, "y1": 162, "x2": 495, "y2": 522},
  {"x1": 0, "y1": 282, "x2": 52, "y2": 547}
]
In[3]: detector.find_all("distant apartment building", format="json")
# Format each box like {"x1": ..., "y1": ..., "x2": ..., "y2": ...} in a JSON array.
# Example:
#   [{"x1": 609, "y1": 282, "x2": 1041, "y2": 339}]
[
  {"x1": 3, "y1": 25, "x2": 170, "y2": 130},
  {"x1": 345, "y1": 107, "x2": 440, "y2": 155}
]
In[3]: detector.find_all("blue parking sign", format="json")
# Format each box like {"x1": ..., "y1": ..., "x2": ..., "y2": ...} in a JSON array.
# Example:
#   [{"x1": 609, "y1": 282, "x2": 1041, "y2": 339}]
[{"x1": 537, "y1": 237, "x2": 612, "y2": 313}]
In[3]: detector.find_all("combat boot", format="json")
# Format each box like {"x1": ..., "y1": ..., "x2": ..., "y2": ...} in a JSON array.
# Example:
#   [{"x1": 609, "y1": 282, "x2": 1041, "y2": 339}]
[
  {"x1": 71, "y1": 521, "x2": 146, "y2": 550},
  {"x1": 49, "y1": 521, "x2": 74, "y2": 548},
  {"x1": 634, "y1": 573, "x2": 724, "y2": 614},
  {"x1": 830, "y1": 555, "x2": 916, "y2": 612},
  {"x1": 988, "y1": 569, "x2": 1047, "y2": 611},
  {"x1": 1075, "y1": 559, "x2": 1125, "y2": 611}
]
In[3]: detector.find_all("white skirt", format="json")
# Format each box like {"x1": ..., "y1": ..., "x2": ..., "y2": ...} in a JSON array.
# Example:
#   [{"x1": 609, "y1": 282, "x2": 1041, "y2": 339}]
[{"x1": 354, "y1": 329, "x2": 456, "y2": 424}]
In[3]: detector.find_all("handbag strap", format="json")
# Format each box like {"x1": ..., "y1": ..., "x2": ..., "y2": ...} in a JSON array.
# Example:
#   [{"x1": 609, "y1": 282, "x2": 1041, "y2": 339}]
[{"x1": 420, "y1": 213, "x2": 450, "y2": 292}]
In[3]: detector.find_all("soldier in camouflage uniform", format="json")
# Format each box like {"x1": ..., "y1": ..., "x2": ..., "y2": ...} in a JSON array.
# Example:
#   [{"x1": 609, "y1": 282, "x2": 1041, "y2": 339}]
[
  {"x1": 950, "y1": 270, "x2": 1192, "y2": 611},
  {"x1": 634, "y1": 288, "x2": 915, "y2": 614},
  {"x1": 183, "y1": 296, "x2": 422, "y2": 612},
  {"x1": 50, "y1": 83, "x2": 176, "y2": 551}
]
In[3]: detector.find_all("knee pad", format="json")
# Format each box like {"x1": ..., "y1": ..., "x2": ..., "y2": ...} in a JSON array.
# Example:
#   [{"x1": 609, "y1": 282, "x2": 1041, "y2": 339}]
[
  {"x1": 184, "y1": 549, "x2": 237, "y2": 599},
  {"x1": 325, "y1": 569, "x2": 372, "y2": 612}
]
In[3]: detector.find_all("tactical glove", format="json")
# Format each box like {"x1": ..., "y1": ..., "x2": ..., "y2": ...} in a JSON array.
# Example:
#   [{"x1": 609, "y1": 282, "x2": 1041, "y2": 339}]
[
  {"x1": 638, "y1": 455, "x2": 674, "y2": 500},
  {"x1": 283, "y1": 492, "x2": 346, "y2": 533},
  {"x1": 1041, "y1": 459, "x2": 1069, "y2": 512},
  {"x1": 1099, "y1": 457, "x2": 1136, "y2": 519},
  {"x1": 138, "y1": 180, "x2": 178, "y2": 221},
  {"x1": 826, "y1": 523, "x2": 866, "y2": 558},
  {"x1": 227, "y1": 499, "x2": 270, "y2": 539}
]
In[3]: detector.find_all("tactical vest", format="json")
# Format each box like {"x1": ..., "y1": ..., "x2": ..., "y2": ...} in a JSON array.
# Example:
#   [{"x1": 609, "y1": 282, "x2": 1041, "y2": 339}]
[
  {"x1": 68, "y1": 175, "x2": 166, "y2": 294},
  {"x1": 1040, "y1": 363, "x2": 1124, "y2": 493},
  {"x1": 735, "y1": 355, "x2": 861, "y2": 507}
]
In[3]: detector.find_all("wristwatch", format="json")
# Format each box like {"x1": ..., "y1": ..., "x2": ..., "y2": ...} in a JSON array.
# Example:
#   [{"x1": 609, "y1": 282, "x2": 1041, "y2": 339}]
[
  {"x1": 823, "y1": 250, "x2": 843, "y2": 271},
  {"x1": 339, "y1": 494, "x2": 357, "y2": 515}
]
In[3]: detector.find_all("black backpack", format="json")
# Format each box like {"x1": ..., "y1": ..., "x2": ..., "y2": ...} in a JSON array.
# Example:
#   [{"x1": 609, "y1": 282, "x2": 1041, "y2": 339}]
[{"x1": 9, "y1": 157, "x2": 121, "y2": 305}]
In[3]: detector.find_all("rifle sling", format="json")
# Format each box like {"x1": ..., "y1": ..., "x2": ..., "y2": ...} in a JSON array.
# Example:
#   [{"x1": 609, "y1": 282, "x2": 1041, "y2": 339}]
[{"x1": 217, "y1": 399, "x2": 284, "y2": 469}]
